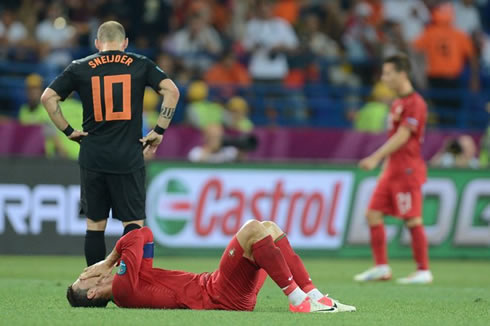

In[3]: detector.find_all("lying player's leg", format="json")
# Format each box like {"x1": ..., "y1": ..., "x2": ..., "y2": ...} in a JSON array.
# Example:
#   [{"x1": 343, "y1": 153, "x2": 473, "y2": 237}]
[
  {"x1": 235, "y1": 220, "x2": 336, "y2": 313},
  {"x1": 261, "y1": 221, "x2": 356, "y2": 312},
  {"x1": 397, "y1": 217, "x2": 432, "y2": 284}
]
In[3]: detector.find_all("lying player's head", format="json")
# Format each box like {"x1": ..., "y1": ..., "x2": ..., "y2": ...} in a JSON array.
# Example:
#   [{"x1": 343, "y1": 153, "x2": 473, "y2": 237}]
[
  {"x1": 381, "y1": 53, "x2": 411, "y2": 92},
  {"x1": 95, "y1": 20, "x2": 128, "y2": 51},
  {"x1": 66, "y1": 274, "x2": 113, "y2": 308}
]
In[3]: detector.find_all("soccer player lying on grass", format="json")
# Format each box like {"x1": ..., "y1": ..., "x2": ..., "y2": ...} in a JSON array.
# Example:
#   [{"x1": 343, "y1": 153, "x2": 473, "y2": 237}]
[{"x1": 67, "y1": 220, "x2": 356, "y2": 313}]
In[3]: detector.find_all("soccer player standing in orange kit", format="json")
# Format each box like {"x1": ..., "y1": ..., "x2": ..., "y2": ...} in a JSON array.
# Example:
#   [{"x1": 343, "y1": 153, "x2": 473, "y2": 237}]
[{"x1": 355, "y1": 54, "x2": 432, "y2": 284}]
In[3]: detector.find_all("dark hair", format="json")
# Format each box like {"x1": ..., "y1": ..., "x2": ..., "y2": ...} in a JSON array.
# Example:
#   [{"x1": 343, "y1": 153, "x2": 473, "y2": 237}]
[
  {"x1": 66, "y1": 285, "x2": 110, "y2": 308},
  {"x1": 383, "y1": 53, "x2": 411, "y2": 75}
]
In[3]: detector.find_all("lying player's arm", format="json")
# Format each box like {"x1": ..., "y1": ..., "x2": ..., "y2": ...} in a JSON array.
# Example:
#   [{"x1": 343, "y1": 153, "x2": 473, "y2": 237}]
[
  {"x1": 359, "y1": 126, "x2": 411, "y2": 170},
  {"x1": 40, "y1": 88, "x2": 87, "y2": 143},
  {"x1": 80, "y1": 246, "x2": 121, "y2": 280},
  {"x1": 140, "y1": 78, "x2": 180, "y2": 155}
]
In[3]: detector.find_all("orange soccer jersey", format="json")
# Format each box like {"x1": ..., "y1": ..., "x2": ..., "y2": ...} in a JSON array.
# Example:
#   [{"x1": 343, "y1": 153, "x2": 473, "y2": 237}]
[{"x1": 414, "y1": 25, "x2": 474, "y2": 79}]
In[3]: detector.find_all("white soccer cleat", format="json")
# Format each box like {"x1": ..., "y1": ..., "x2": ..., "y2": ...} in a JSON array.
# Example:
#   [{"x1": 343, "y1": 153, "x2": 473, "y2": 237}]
[
  {"x1": 396, "y1": 270, "x2": 433, "y2": 284},
  {"x1": 319, "y1": 295, "x2": 356, "y2": 312},
  {"x1": 354, "y1": 265, "x2": 391, "y2": 282},
  {"x1": 354, "y1": 265, "x2": 392, "y2": 282},
  {"x1": 289, "y1": 297, "x2": 338, "y2": 313}
]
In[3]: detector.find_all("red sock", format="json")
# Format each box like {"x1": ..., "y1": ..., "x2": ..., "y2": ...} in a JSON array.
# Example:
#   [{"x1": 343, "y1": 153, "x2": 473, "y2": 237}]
[
  {"x1": 274, "y1": 234, "x2": 315, "y2": 293},
  {"x1": 370, "y1": 224, "x2": 388, "y2": 265},
  {"x1": 252, "y1": 235, "x2": 298, "y2": 295},
  {"x1": 409, "y1": 225, "x2": 429, "y2": 270}
]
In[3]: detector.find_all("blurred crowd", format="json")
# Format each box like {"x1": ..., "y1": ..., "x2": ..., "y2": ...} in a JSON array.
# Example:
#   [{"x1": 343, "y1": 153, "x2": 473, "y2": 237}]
[
  {"x1": 2, "y1": 0, "x2": 490, "y2": 86},
  {"x1": 1, "y1": 0, "x2": 489, "y2": 165}
]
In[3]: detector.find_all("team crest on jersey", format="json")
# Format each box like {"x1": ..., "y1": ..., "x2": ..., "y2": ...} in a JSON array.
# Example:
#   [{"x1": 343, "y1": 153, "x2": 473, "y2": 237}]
[
  {"x1": 393, "y1": 105, "x2": 403, "y2": 120},
  {"x1": 228, "y1": 248, "x2": 235, "y2": 257},
  {"x1": 118, "y1": 260, "x2": 127, "y2": 275}
]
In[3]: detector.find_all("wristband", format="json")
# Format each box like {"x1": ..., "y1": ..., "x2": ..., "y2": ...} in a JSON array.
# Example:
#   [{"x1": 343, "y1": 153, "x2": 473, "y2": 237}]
[
  {"x1": 153, "y1": 125, "x2": 166, "y2": 135},
  {"x1": 63, "y1": 125, "x2": 74, "y2": 137}
]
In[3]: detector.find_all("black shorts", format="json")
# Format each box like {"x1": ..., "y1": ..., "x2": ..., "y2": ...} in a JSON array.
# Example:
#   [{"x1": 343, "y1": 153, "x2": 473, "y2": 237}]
[{"x1": 80, "y1": 167, "x2": 146, "y2": 222}]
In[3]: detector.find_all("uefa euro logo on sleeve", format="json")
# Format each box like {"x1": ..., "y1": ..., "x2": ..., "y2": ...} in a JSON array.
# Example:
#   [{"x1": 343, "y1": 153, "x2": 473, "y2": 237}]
[{"x1": 118, "y1": 260, "x2": 127, "y2": 275}]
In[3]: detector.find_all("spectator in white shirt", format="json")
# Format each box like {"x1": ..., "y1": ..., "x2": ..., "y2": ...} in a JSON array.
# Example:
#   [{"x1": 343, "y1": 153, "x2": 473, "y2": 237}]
[
  {"x1": 383, "y1": 0, "x2": 430, "y2": 42},
  {"x1": 343, "y1": 2, "x2": 379, "y2": 61},
  {"x1": 36, "y1": 2, "x2": 77, "y2": 67},
  {"x1": 0, "y1": 9, "x2": 29, "y2": 58},
  {"x1": 243, "y1": 0, "x2": 299, "y2": 82},
  {"x1": 170, "y1": 13, "x2": 223, "y2": 73},
  {"x1": 0, "y1": 9, "x2": 28, "y2": 44},
  {"x1": 453, "y1": 0, "x2": 482, "y2": 35}
]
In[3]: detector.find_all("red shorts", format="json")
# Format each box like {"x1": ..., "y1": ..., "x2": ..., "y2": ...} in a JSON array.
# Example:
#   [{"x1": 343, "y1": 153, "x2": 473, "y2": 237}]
[
  {"x1": 205, "y1": 237, "x2": 267, "y2": 311},
  {"x1": 368, "y1": 176, "x2": 423, "y2": 219}
]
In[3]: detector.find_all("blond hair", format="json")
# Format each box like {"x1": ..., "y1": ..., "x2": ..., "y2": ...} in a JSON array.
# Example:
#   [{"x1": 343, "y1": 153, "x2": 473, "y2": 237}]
[{"x1": 97, "y1": 21, "x2": 126, "y2": 43}]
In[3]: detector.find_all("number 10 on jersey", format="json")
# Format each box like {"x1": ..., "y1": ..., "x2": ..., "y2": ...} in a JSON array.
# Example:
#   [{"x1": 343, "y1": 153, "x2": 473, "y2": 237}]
[{"x1": 91, "y1": 74, "x2": 131, "y2": 122}]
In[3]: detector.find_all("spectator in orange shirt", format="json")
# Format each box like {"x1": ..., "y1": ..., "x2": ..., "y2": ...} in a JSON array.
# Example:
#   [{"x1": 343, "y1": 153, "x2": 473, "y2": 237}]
[
  {"x1": 413, "y1": 4, "x2": 479, "y2": 92},
  {"x1": 274, "y1": 0, "x2": 301, "y2": 25},
  {"x1": 204, "y1": 49, "x2": 251, "y2": 92},
  {"x1": 412, "y1": 3, "x2": 479, "y2": 124}
]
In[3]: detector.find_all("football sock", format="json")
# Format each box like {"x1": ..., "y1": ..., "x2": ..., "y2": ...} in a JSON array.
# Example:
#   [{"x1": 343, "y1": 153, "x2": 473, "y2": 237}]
[
  {"x1": 306, "y1": 289, "x2": 324, "y2": 301},
  {"x1": 409, "y1": 225, "x2": 429, "y2": 270},
  {"x1": 274, "y1": 234, "x2": 316, "y2": 293},
  {"x1": 123, "y1": 223, "x2": 141, "y2": 236},
  {"x1": 85, "y1": 230, "x2": 106, "y2": 266},
  {"x1": 288, "y1": 287, "x2": 308, "y2": 306},
  {"x1": 252, "y1": 235, "x2": 298, "y2": 296},
  {"x1": 370, "y1": 224, "x2": 388, "y2": 265}
]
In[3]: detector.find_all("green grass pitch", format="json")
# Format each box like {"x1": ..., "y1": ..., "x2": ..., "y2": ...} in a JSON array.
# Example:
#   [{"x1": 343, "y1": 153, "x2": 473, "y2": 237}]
[{"x1": 0, "y1": 256, "x2": 489, "y2": 326}]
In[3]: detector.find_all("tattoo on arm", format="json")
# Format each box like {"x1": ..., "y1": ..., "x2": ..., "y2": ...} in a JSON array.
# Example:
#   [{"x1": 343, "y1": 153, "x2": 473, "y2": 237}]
[{"x1": 160, "y1": 106, "x2": 175, "y2": 119}]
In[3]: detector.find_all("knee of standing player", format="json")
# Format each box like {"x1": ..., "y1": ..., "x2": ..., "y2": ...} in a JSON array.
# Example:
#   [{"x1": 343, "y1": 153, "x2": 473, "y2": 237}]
[
  {"x1": 86, "y1": 218, "x2": 107, "y2": 231},
  {"x1": 405, "y1": 217, "x2": 423, "y2": 228},
  {"x1": 261, "y1": 221, "x2": 283, "y2": 240},
  {"x1": 366, "y1": 210, "x2": 383, "y2": 226}
]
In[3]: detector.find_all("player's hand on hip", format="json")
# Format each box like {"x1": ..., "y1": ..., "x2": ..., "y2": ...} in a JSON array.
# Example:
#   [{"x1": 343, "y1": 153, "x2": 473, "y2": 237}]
[
  {"x1": 80, "y1": 259, "x2": 114, "y2": 280},
  {"x1": 359, "y1": 155, "x2": 380, "y2": 171},
  {"x1": 68, "y1": 130, "x2": 88, "y2": 144},
  {"x1": 140, "y1": 130, "x2": 163, "y2": 156}
]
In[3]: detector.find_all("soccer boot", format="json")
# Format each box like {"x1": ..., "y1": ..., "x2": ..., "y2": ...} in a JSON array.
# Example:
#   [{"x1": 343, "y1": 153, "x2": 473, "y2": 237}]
[
  {"x1": 354, "y1": 265, "x2": 392, "y2": 282},
  {"x1": 290, "y1": 297, "x2": 337, "y2": 313},
  {"x1": 397, "y1": 270, "x2": 433, "y2": 284},
  {"x1": 318, "y1": 295, "x2": 356, "y2": 312}
]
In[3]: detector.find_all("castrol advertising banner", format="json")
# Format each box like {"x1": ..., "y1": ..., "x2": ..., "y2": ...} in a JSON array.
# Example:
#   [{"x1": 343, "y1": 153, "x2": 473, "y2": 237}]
[
  {"x1": 146, "y1": 166, "x2": 354, "y2": 249},
  {"x1": 1, "y1": 158, "x2": 488, "y2": 257}
]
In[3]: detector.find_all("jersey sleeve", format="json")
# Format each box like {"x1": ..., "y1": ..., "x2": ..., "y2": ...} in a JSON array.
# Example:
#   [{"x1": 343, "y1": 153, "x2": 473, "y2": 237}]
[
  {"x1": 47, "y1": 63, "x2": 76, "y2": 100},
  {"x1": 114, "y1": 227, "x2": 154, "y2": 288},
  {"x1": 145, "y1": 58, "x2": 169, "y2": 92},
  {"x1": 400, "y1": 99, "x2": 425, "y2": 133}
]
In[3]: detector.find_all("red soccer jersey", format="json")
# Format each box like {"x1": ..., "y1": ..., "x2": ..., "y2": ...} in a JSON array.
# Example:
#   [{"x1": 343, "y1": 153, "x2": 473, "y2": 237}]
[
  {"x1": 112, "y1": 227, "x2": 263, "y2": 311},
  {"x1": 385, "y1": 92, "x2": 427, "y2": 185}
]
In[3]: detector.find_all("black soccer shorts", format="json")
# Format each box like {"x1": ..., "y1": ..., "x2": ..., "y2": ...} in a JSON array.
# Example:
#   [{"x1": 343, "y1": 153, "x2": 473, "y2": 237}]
[{"x1": 80, "y1": 167, "x2": 146, "y2": 222}]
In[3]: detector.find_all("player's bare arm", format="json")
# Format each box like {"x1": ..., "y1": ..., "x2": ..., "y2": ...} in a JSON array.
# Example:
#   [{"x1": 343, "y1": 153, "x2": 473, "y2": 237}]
[
  {"x1": 40, "y1": 88, "x2": 88, "y2": 143},
  {"x1": 140, "y1": 78, "x2": 180, "y2": 155},
  {"x1": 359, "y1": 126, "x2": 411, "y2": 170},
  {"x1": 80, "y1": 246, "x2": 121, "y2": 281}
]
